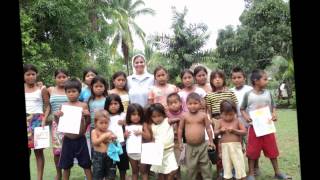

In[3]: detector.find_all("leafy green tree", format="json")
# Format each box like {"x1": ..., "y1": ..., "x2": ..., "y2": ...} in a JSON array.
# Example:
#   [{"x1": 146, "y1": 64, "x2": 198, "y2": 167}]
[
  {"x1": 216, "y1": 0, "x2": 292, "y2": 75},
  {"x1": 152, "y1": 7, "x2": 211, "y2": 81},
  {"x1": 107, "y1": 0, "x2": 155, "y2": 75}
]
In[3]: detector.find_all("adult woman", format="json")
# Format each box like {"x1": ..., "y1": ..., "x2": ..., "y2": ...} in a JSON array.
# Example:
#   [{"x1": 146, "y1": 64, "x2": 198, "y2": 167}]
[{"x1": 127, "y1": 54, "x2": 154, "y2": 107}]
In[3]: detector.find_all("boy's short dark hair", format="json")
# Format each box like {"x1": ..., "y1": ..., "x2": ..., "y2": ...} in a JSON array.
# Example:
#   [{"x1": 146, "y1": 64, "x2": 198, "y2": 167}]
[
  {"x1": 186, "y1": 92, "x2": 201, "y2": 103},
  {"x1": 167, "y1": 92, "x2": 181, "y2": 103},
  {"x1": 64, "y1": 78, "x2": 82, "y2": 93},
  {"x1": 231, "y1": 67, "x2": 246, "y2": 78},
  {"x1": 220, "y1": 99, "x2": 237, "y2": 113},
  {"x1": 250, "y1": 69, "x2": 266, "y2": 85}
]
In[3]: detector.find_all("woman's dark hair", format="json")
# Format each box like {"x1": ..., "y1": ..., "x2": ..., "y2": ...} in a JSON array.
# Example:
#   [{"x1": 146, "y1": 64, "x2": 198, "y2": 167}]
[
  {"x1": 250, "y1": 69, "x2": 266, "y2": 85},
  {"x1": 54, "y1": 69, "x2": 69, "y2": 77},
  {"x1": 210, "y1": 70, "x2": 226, "y2": 92},
  {"x1": 88, "y1": 75, "x2": 108, "y2": 102},
  {"x1": 23, "y1": 64, "x2": 38, "y2": 74},
  {"x1": 82, "y1": 68, "x2": 98, "y2": 81},
  {"x1": 194, "y1": 66, "x2": 208, "y2": 77},
  {"x1": 145, "y1": 103, "x2": 166, "y2": 124},
  {"x1": 220, "y1": 99, "x2": 237, "y2": 113},
  {"x1": 126, "y1": 103, "x2": 145, "y2": 125},
  {"x1": 110, "y1": 71, "x2": 128, "y2": 91},
  {"x1": 104, "y1": 94, "x2": 124, "y2": 115}
]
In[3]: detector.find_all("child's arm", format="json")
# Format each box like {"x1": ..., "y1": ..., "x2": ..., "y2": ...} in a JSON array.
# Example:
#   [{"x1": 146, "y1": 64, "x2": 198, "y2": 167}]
[
  {"x1": 177, "y1": 114, "x2": 185, "y2": 150},
  {"x1": 204, "y1": 96, "x2": 212, "y2": 119},
  {"x1": 214, "y1": 122, "x2": 225, "y2": 137},
  {"x1": 91, "y1": 130, "x2": 115, "y2": 146},
  {"x1": 240, "y1": 91, "x2": 252, "y2": 123},
  {"x1": 82, "y1": 103, "x2": 91, "y2": 127},
  {"x1": 168, "y1": 117, "x2": 180, "y2": 125},
  {"x1": 41, "y1": 87, "x2": 51, "y2": 127},
  {"x1": 240, "y1": 109, "x2": 252, "y2": 124},
  {"x1": 228, "y1": 121, "x2": 247, "y2": 136},
  {"x1": 118, "y1": 113, "x2": 127, "y2": 126},
  {"x1": 141, "y1": 123, "x2": 153, "y2": 141},
  {"x1": 271, "y1": 108, "x2": 277, "y2": 121},
  {"x1": 204, "y1": 113, "x2": 214, "y2": 148}
]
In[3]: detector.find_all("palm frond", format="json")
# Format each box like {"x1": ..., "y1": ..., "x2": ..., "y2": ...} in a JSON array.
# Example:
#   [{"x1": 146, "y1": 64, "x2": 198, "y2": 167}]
[{"x1": 132, "y1": 8, "x2": 155, "y2": 18}]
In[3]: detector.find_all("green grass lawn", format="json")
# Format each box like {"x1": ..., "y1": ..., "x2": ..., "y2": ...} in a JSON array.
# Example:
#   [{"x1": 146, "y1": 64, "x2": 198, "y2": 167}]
[{"x1": 30, "y1": 109, "x2": 301, "y2": 180}]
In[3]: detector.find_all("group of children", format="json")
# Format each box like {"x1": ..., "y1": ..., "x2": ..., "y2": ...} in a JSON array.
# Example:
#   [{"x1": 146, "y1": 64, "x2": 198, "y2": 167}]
[{"x1": 24, "y1": 63, "x2": 292, "y2": 180}]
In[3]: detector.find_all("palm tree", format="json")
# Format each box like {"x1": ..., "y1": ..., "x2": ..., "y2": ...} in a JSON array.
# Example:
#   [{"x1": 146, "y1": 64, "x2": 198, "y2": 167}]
[{"x1": 107, "y1": 0, "x2": 155, "y2": 74}]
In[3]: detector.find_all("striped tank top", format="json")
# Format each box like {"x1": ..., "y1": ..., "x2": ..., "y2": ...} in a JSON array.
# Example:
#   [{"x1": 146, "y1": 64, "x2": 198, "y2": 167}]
[{"x1": 50, "y1": 90, "x2": 68, "y2": 113}]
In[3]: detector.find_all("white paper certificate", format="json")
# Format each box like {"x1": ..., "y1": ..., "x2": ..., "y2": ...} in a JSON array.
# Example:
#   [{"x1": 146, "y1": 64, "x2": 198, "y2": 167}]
[
  {"x1": 249, "y1": 106, "x2": 276, "y2": 137},
  {"x1": 109, "y1": 114, "x2": 125, "y2": 143},
  {"x1": 141, "y1": 142, "x2": 164, "y2": 165},
  {"x1": 57, "y1": 105, "x2": 82, "y2": 134},
  {"x1": 125, "y1": 125, "x2": 142, "y2": 153},
  {"x1": 34, "y1": 126, "x2": 50, "y2": 149}
]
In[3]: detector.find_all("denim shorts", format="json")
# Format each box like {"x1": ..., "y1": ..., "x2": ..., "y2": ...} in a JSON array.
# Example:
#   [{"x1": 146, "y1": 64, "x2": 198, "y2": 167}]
[{"x1": 92, "y1": 150, "x2": 116, "y2": 180}]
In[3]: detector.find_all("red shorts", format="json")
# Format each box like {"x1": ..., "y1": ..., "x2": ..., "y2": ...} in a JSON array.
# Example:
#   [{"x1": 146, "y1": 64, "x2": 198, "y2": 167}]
[{"x1": 246, "y1": 126, "x2": 279, "y2": 160}]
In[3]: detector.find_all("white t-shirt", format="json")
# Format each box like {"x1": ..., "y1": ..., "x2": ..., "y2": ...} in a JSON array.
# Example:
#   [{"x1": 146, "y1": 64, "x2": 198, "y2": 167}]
[
  {"x1": 178, "y1": 87, "x2": 207, "y2": 112},
  {"x1": 230, "y1": 85, "x2": 253, "y2": 126},
  {"x1": 127, "y1": 72, "x2": 154, "y2": 107}
]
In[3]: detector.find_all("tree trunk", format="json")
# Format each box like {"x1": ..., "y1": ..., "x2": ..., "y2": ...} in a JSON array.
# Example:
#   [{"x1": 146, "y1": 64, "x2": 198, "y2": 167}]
[
  {"x1": 89, "y1": 0, "x2": 98, "y2": 31},
  {"x1": 122, "y1": 41, "x2": 130, "y2": 75}
]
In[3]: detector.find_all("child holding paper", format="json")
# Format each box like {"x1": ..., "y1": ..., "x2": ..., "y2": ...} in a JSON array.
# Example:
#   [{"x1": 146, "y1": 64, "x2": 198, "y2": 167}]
[
  {"x1": 125, "y1": 103, "x2": 152, "y2": 180},
  {"x1": 215, "y1": 99, "x2": 247, "y2": 180},
  {"x1": 146, "y1": 103, "x2": 178, "y2": 180},
  {"x1": 104, "y1": 94, "x2": 130, "y2": 180},
  {"x1": 230, "y1": 67, "x2": 262, "y2": 175},
  {"x1": 178, "y1": 93, "x2": 214, "y2": 180},
  {"x1": 91, "y1": 109, "x2": 117, "y2": 180},
  {"x1": 166, "y1": 92, "x2": 184, "y2": 180},
  {"x1": 24, "y1": 64, "x2": 50, "y2": 180},
  {"x1": 240, "y1": 69, "x2": 291, "y2": 180},
  {"x1": 54, "y1": 78, "x2": 92, "y2": 180}
]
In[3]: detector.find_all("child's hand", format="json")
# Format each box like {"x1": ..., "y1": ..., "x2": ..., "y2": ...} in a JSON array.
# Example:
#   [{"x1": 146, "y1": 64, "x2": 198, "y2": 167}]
[
  {"x1": 54, "y1": 111, "x2": 64, "y2": 118},
  {"x1": 118, "y1": 120, "x2": 125, "y2": 126},
  {"x1": 220, "y1": 127, "x2": 227, "y2": 134},
  {"x1": 227, "y1": 127, "x2": 234, "y2": 133},
  {"x1": 271, "y1": 112, "x2": 277, "y2": 121},
  {"x1": 208, "y1": 141, "x2": 214, "y2": 149},
  {"x1": 82, "y1": 109, "x2": 90, "y2": 116},
  {"x1": 110, "y1": 134, "x2": 117, "y2": 141},
  {"x1": 245, "y1": 117, "x2": 252, "y2": 123},
  {"x1": 124, "y1": 130, "x2": 131, "y2": 138},
  {"x1": 41, "y1": 119, "x2": 46, "y2": 128}
]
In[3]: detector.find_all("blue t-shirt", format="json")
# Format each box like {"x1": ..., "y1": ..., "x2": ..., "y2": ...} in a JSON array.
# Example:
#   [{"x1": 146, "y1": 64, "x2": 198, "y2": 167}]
[
  {"x1": 88, "y1": 97, "x2": 106, "y2": 128},
  {"x1": 79, "y1": 86, "x2": 91, "y2": 103}
]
